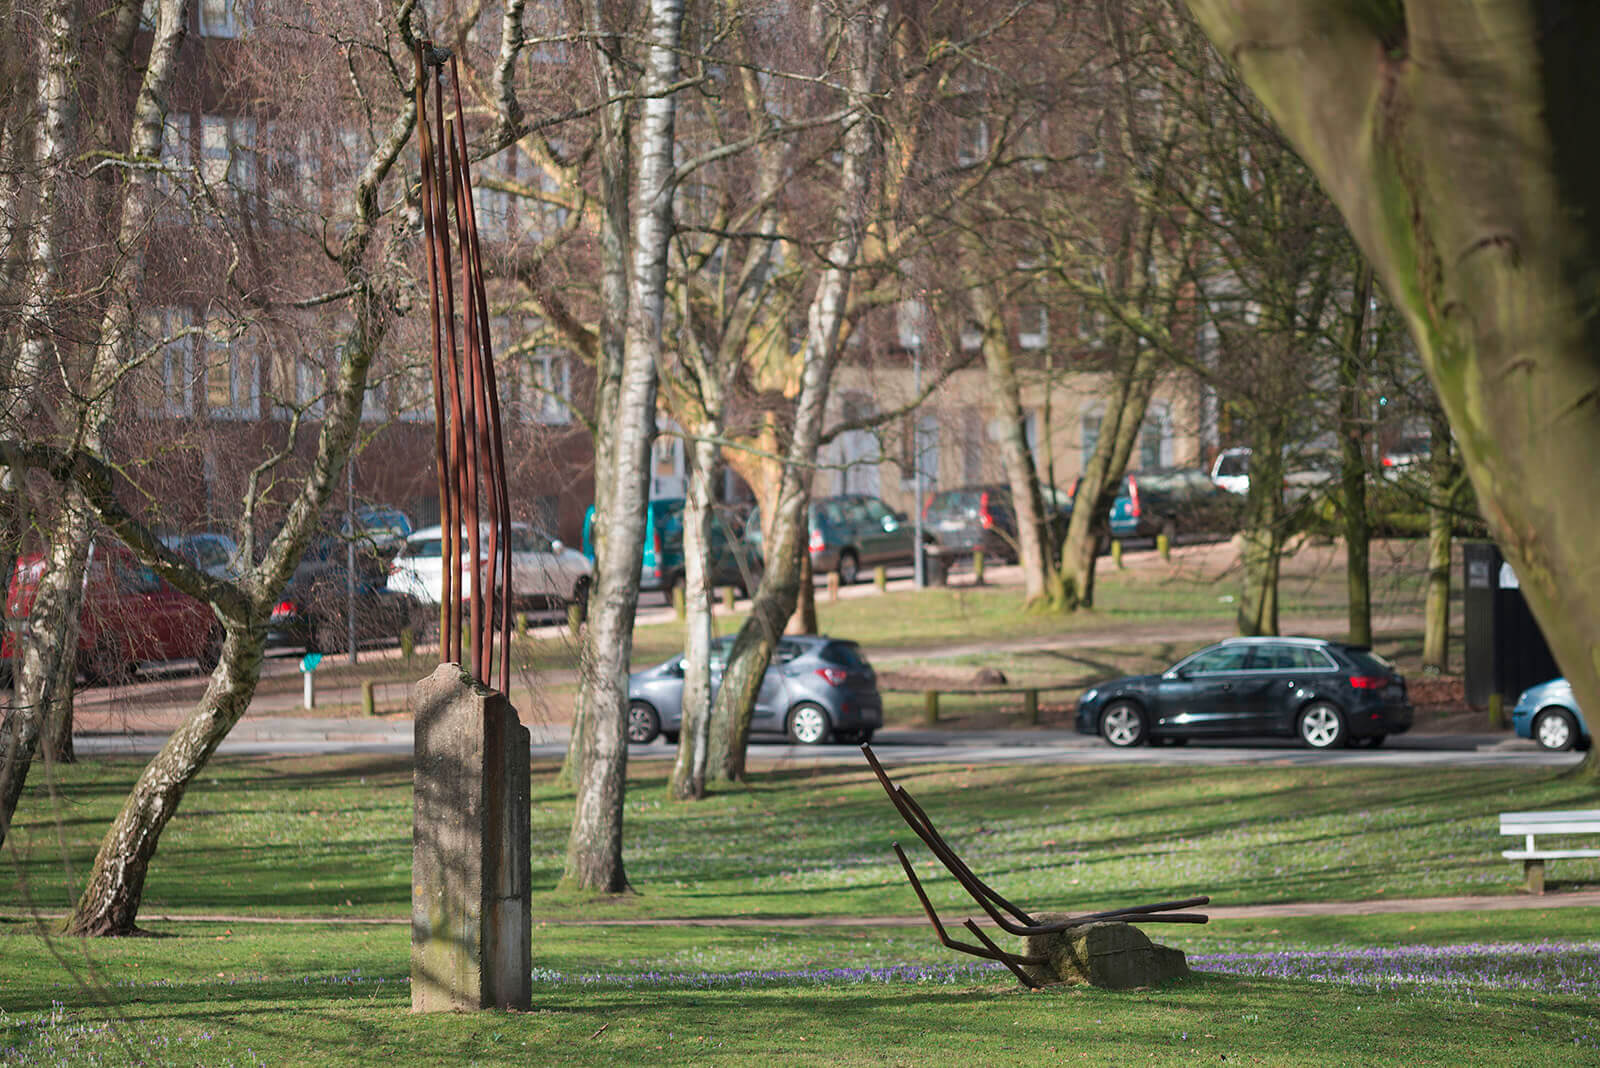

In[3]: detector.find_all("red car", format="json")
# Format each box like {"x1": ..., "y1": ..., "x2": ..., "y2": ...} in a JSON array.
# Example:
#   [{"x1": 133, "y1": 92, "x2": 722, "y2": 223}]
[{"x1": 3, "y1": 540, "x2": 222, "y2": 684}]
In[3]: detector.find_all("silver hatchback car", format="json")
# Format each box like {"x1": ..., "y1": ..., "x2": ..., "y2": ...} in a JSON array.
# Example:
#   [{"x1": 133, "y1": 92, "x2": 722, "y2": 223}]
[{"x1": 627, "y1": 634, "x2": 883, "y2": 746}]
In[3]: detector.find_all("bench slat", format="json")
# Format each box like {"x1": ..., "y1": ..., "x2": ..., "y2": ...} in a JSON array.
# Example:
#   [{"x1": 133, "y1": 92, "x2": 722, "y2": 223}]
[
  {"x1": 1499, "y1": 809, "x2": 1600, "y2": 823},
  {"x1": 1503, "y1": 849, "x2": 1600, "y2": 860},
  {"x1": 1500, "y1": 821, "x2": 1600, "y2": 835}
]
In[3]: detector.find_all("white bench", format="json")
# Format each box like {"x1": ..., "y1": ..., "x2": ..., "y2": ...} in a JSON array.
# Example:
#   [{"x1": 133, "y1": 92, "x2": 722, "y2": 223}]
[{"x1": 1500, "y1": 810, "x2": 1600, "y2": 894}]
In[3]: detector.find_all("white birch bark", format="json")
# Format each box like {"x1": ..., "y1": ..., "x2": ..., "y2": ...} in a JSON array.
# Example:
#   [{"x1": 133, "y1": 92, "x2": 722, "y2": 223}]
[{"x1": 563, "y1": 0, "x2": 683, "y2": 891}]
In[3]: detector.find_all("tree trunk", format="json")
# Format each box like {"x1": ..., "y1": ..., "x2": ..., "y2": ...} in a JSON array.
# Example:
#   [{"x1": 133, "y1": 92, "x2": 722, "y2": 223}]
[
  {"x1": 706, "y1": 2, "x2": 884, "y2": 782},
  {"x1": 1183, "y1": 1, "x2": 1600, "y2": 772},
  {"x1": 563, "y1": 0, "x2": 682, "y2": 891},
  {"x1": 1421, "y1": 407, "x2": 1455, "y2": 673},
  {"x1": 1237, "y1": 420, "x2": 1286, "y2": 636},
  {"x1": 66, "y1": 627, "x2": 264, "y2": 934},
  {"x1": 668, "y1": 426, "x2": 718, "y2": 801},
  {"x1": 970, "y1": 284, "x2": 1052, "y2": 605},
  {"x1": 1339, "y1": 264, "x2": 1374, "y2": 646},
  {"x1": 1058, "y1": 336, "x2": 1157, "y2": 610},
  {"x1": 789, "y1": 541, "x2": 817, "y2": 635}
]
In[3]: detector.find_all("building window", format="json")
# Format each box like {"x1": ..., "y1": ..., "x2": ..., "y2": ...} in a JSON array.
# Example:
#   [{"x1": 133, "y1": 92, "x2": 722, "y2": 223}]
[
  {"x1": 959, "y1": 320, "x2": 983, "y2": 353},
  {"x1": 1140, "y1": 405, "x2": 1170, "y2": 469},
  {"x1": 1081, "y1": 409, "x2": 1102, "y2": 462},
  {"x1": 200, "y1": 114, "x2": 258, "y2": 214},
  {"x1": 896, "y1": 300, "x2": 927, "y2": 350},
  {"x1": 197, "y1": 0, "x2": 247, "y2": 37},
  {"x1": 204, "y1": 321, "x2": 259, "y2": 419},
  {"x1": 1018, "y1": 305, "x2": 1048, "y2": 350},
  {"x1": 472, "y1": 182, "x2": 515, "y2": 244},
  {"x1": 957, "y1": 119, "x2": 990, "y2": 167},
  {"x1": 139, "y1": 307, "x2": 196, "y2": 417},
  {"x1": 512, "y1": 349, "x2": 572, "y2": 424}
]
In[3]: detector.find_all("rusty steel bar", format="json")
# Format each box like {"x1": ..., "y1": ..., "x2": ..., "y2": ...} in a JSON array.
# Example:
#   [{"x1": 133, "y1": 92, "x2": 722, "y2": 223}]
[
  {"x1": 861, "y1": 743, "x2": 1036, "y2": 925},
  {"x1": 962, "y1": 920, "x2": 1041, "y2": 990},
  {"x1": 893, "y1": 844, "x2": 1048, "y2": 966},
  {"x1": 413, "y1": 47, "x2": 514, "y2": 691},
  {"x1": 449, "y1": 58, "x2": 513, "y2": 692},
  {"x1": 413, "y1": 44, "x2": 451, "y2": 650}
]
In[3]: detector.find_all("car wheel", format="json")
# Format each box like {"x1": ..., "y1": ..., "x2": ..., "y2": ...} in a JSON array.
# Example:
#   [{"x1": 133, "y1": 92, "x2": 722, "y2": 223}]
[
  {"x1": 1298, "y1": 702, "x2": 1346, "y2": 749},
  {"x1": 568, "y1": 577, "x2": 591, "y2": 624},
  {"x1": 1100, "y1": 701, "x2": 1147, "y2": 747},
  {"x1": 1534, "y1": 708, "x2": 1579, "y2": 751},
  {"x1": 787, "y1": 702, "x2": 833, "y2": 745},
  {"x1": 197, "y1": 626, "x2": 224, "y2": 674},
  {"x1": 627, "y1": 700, "x2": 661, "y2": 744},
  {"x1": 837, "y1": 551, "x2": 859, "y2": 587}
]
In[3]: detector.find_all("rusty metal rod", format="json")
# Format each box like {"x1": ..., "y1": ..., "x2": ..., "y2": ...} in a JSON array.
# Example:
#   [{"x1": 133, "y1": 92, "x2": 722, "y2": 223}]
[
  {"x1": 413, "y1": 43, "x2": 451, "y2": 656},
  {"x1": 893, "y1": 844, "x2": 1047, "y2": 966},
  {"x1": 430, "y1": 69, "x2": 466, "y2": 666},
  {"x1": 861, "y1": 744, "x2": 1036, "y2": 925},
  {"x1": 962, "y1": 920, "x2": 1040, "y2": 989},
  {"x1": 446, "y1": 125, "x2": 485, "y2": 682}
]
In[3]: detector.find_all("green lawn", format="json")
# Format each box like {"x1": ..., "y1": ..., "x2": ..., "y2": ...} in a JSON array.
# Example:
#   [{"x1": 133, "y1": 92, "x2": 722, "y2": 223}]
[{"x1": 4, "y1": 753, "x2": 1597, "y2": 1064}]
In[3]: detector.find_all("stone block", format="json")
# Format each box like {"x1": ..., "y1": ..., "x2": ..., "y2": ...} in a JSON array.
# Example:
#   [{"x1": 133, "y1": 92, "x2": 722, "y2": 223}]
[
  {"x1": 1023, "y1": 920, "x2": 1190, "y2": 989},
  {"x1": 412, "y1": 663, "x2": 531, "y2": 1012}
]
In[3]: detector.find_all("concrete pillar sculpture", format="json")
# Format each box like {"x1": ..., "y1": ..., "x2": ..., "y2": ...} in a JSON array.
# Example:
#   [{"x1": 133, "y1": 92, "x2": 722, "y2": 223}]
[{"x1": 411, "y1": 663, "x2": 531, "y2": 1011}]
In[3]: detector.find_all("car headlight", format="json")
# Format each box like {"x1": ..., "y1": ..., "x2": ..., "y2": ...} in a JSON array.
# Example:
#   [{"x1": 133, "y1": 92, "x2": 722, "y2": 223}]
[{"x1": 1081, "y1": 688, "x2": 1099, "y2": 705}]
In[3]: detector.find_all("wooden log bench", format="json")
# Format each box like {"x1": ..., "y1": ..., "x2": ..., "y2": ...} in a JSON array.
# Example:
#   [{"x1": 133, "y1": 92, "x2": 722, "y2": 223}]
[{"x1": 1499, "y1": 809, "x2": 1600, "y2": 894}]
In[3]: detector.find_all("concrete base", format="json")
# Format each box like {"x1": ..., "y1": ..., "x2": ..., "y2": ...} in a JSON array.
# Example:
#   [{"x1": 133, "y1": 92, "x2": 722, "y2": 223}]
[
  {"x1": 411, "y1": 663, "x2": 531, "y2": 1012},
  {"x1": 1023, "y1": 920, "x2": 1190, "y2": 989}
]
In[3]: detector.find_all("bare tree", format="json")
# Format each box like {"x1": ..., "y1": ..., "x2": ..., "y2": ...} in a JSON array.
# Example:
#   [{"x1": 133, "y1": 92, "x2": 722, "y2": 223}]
[{"x1": 1183, "y1": 1, "x2": 1600, "y2": 772}]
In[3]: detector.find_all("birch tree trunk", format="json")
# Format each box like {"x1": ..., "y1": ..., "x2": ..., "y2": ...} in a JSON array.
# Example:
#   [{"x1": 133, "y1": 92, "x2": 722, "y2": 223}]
[
  {"x1": 563, "y1": 0, "x2": 682, "y2": 891},
  {"x1": 1183, "y1": 1, "x2": 1600, "y2": 774},
  {"x1": 706, "y1": 1, "x2": 885, "y2": 782},
  {"x1": 668, "y1": 425, "x2": 718, "y2": 800}
]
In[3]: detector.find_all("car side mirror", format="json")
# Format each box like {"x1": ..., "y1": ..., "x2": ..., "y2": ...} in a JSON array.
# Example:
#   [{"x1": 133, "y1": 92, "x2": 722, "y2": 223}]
[
  {"x1": 1165, "y1": 667, "x2": 1188, "y2": 680},
  {"x1": 551, "y1": 539, "x2": 565, "y2": 553},
  {"x1": 881, "y1": 517, "x2": 898, "y2": 532}
]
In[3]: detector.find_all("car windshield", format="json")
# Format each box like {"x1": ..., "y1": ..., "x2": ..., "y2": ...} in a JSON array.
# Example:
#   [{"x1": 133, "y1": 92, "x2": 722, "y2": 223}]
[{"x1": 1215, "y1": 453, "x2": 1249, "y2": 477}]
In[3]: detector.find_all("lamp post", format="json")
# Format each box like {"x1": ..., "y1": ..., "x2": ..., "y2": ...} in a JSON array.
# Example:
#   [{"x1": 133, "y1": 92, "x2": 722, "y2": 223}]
[{"x1": 912, "y1": 342, "x2": 925, "y2": 588}]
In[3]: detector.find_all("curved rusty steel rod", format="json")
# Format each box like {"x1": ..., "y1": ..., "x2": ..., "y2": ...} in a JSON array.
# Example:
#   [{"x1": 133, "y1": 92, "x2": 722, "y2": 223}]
[
  {"x1": 413, "y1": 44, "x2": 451, "y2": 652},
  {"x1": 893, "y1": 844, "x2": 1047, "y2": 966},
  {"x1": 430, "y1": 70, "x2": 466, "y2": 666},
  {"x1": 962, "y1": 920, "x2": 1041, "y2": 990},
  {"x1": 861, "y1": 744, "x2": 1036, "y2": 925}
]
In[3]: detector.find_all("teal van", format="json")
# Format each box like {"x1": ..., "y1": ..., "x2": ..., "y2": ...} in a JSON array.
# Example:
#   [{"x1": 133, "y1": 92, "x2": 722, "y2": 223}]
[{"x1": 582, "y1": 499, "x2": 755, "y2": 600}]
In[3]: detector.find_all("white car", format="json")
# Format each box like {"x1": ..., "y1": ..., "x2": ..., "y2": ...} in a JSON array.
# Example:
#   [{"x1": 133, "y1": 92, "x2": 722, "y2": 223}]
[
  {"x1": 389, "y1": 523, "x2": 592, "y2": 612},
  {"x1": 1210, "y1": 447, "x2": 1251, "y2": 495}
]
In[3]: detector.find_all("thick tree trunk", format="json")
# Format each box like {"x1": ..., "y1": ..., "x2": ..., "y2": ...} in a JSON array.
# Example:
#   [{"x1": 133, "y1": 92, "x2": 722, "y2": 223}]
[
  {"x1": 1339, "y1": 264, "x2": 1374, "y2": 646},
  {"x1": 971, "y1": 285, "x2": 1052, "y2": 604},
  {"x1": 65, "y1": 628, "x2": 264, "y2": 934},
  {"x1": 563, "y1": 0, "x2": 681, "y2": 890},
  {"x1": 668, "y1": 426, "x2": 719, "y2": 800},
  {"x1": 1058, "y1": 337, "x2": 1157, "y2": 610},
  {"x1": 1421, "y1": 408, "x2": 1455, "y2": 673},
  {"x1": 790, "y1": 538, "x2": 817, "y2": 634},
  {"x1": 706, "y1": 3, "x2": 884, "y2": 782},
  {"x1": 1184, "y1": 0, "x2": 1600, "y2": 772}
]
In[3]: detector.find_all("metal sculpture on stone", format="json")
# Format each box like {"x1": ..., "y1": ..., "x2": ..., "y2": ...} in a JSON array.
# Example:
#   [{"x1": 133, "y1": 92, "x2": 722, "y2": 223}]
[
  {"x1": 414, "y1": 40, "x2": 512, "y2": 694},
  {"x1": 862, "y1": 744, "x2": 1209, "y2": 989},
  {"x1": 410, "y1": 43, "x2": 530, "y2": 1014}
]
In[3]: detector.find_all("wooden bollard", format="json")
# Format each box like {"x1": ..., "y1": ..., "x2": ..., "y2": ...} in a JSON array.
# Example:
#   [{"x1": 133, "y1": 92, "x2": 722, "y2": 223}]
[
  {"x1": 566, "y1": 600, "x2": 583, "y2": 635},
  {"x1": 672, "y1": 583, "x2": 686, "y2": 621},
  {"x1": 1112, "y1": 540, "x2": 1124, "y2": 568},
  {"x1": 1024, "y1": 688, "x2": 1039, "y2": 725},
  {"x1": 362, "y1": 679, "x2": 377, "y2": 717},
  {"x1": 828, "y1": 572, "x2": 840, "y2": 602},
  {"x1": 972, "y1": 550, "x2": 985, "y2": 585},
  {"x1": 515, "y1": 612, "x2": 528, "y2": 638},
  {"x1": 1157, "y1": 532, "x2": 1170, "y2": 561},
  {"x1": 874, "y1": 565, "x2": 887, "y2": 592},
  {"x1": 1488, "y1": 692, "x2": 1504, "y2": 728},
  {"x1": 399, "y1": 627, "x2": 415, "y2": 664},
  {"x1": 923, "y1": 690, "x2": 939, "y2": 724},
  {"x1": 723, "y1": 586, "x2": 735, "y2": 611}
]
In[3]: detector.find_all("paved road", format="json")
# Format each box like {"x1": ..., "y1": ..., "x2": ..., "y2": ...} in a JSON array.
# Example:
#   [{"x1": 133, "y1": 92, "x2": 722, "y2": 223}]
[{"x1": 75, "y1": 717, "x2": 1581, "y2": 769}]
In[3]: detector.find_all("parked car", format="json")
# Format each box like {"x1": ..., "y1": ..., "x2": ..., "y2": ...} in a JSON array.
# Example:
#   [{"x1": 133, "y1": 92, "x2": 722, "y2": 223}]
[
  {"x1": 1381, "y1": 434, "x2": 1432, "y2": 478},
  {"x1": 1075, "y1": 636, "x2": 1413, "y2": 749},
  {"x1": 1512, "y1": 677, "x2": 1592, "y2": 752},
  {"x1": 3, "y1": 540, "x2": 221, "y2": 684},
  {"x1": 922, "y1": 484, "x2": 1070, "y2": 564},
  {"x1": 1210, "y1": 447, "x2": 1252, "y2": 495},
  {"x1": 159, "y1": 531, "x2": 244, "y2": 580},
  {"x1": 389, "y1": 522, "x2": 592, "y2": 613},
  {"x1": 582, "y1": 498, "x2": 754, "y2": 600},
  {"x1": 1104, "y1": 468, "x2": 1241, "y2": 542},
  {"x1": 746, "y1": 494, "x2": 924, "y2": 585},
  {"x1": 627, "y1": 634, "x2": 883, "y2": 746},
  {"x1": 267, "y1": 537, "x2": 424, "y2": 653},
  {"x1": 340, "y1": 505, "x2": 414, "y2": 558}
]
